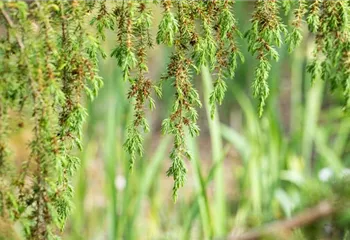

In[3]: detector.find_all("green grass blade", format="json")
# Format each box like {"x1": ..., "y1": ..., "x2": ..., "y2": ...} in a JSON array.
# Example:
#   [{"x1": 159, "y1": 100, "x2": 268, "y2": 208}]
[{"x1": 201, "y1": 66, "x2": 226, "y2": 236}]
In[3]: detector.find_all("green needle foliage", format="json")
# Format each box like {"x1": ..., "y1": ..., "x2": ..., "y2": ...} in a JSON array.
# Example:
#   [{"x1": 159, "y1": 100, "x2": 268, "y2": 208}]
[
  {"x1": 112, "y1": 0, "x2": 155, "y2": 170},
  {"x1": 245, "y1": 0, "x2": 287, "y2": 117},
  {"x1": 0, "y1": 0, "x2": 350, "y2": 238},
  {"x1": 158, "y1": 1, "x2": 202, "y2": 201},
  {"x1": 286, "y1": 0, "x2": 307, "y2": 53},
  {"x1": 306, "y1": 0, "x2": 350, "y2": 110},
  {"x1": 0, "y1": 1, "x2": 104, "y2": 239}
]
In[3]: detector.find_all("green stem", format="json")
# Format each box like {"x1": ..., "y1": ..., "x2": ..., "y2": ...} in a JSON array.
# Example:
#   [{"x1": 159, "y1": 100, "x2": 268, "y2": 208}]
[{"x1": 201, "y1": 66, "x2": 226, "y2": 236}]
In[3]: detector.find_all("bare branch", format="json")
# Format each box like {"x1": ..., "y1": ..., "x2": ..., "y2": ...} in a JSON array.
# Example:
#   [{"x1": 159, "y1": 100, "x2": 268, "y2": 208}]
[{"x1": 229, "y1": 201, "x2": 335, "y2": 240}]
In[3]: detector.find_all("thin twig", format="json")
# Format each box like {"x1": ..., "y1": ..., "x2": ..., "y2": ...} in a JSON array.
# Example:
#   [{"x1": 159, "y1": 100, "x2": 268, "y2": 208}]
[{"x1": 229, "y1": 201, "x2": 335, "y2": 240}]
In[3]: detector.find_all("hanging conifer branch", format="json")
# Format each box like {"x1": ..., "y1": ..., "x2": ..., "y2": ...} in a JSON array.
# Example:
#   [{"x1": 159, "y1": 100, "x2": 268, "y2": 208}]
[
  {"x1": 307, "y1": 0, "x2": 350, "y2": 110},
  {"x1": 0, "y1": 0, "x2": 104, "y2": 238},
  {"x1": 111, "y1": 0, "x2": 137, "y2": 82},
  {"x1": 159, "y1": 1, "x2": 201, "y2": 201},
  {"x1": 157, "y1": 0, "x2": 178, "y2": 46},
  {"x1": 246, "y1": 0, "x2": 287, "y2": 116},
  {"x1": 286, "y1": 0, "x2": 307, "y2": 53},
  {"x1": 0, "y1": 4, "x2": 16, "y2": 220},
  {"x1": 191, "y1": 1, "x2": 216, "y2": 70},
  {"x1": 209, "y1": 0, "x2": 244, "y2": 118},
  {"x1": 124, "y1": 1, "x2": 155, "y2": 170},
  {"x1": 0, "y1": 1, "x2": 350, "y2": 238}
]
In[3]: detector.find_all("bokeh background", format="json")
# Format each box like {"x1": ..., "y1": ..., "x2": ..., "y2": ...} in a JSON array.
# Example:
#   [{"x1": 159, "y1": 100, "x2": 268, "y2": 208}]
[{"x1": 20, "y1": 2, "x2": 347, "y2": 239}]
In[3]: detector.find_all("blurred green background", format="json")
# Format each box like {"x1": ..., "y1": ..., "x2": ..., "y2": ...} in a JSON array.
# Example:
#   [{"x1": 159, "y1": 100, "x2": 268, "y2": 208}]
[{"x1": 55, "y1": 2, "x2": 350, "y2": 239}]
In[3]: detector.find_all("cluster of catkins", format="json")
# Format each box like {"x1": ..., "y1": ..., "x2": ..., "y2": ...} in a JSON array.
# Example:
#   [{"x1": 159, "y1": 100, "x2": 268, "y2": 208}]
[{"x1": 0, "y1": 0, "x2": 349, "y2": 238}]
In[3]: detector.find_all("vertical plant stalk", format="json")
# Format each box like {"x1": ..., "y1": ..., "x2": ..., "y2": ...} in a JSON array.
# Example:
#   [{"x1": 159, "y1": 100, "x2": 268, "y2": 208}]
[
  {"x1": 202, "y1": 66, "x2": 226, "y2": 236},
  {"x1": 104, "y1": 85, "x2": 118, "y2": 240},
  {"x1": 186, "y1": 133, "x2": 214, "y2": 239},
  {"x1": 289, "y1": 14, "x2": 306, "y2": 135}
]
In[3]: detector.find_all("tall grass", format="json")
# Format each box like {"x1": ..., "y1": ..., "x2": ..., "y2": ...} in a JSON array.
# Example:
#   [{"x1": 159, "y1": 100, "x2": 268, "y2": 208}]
[{"x1": 201, "y1": 66, "x2": 226, "y2": 236}]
